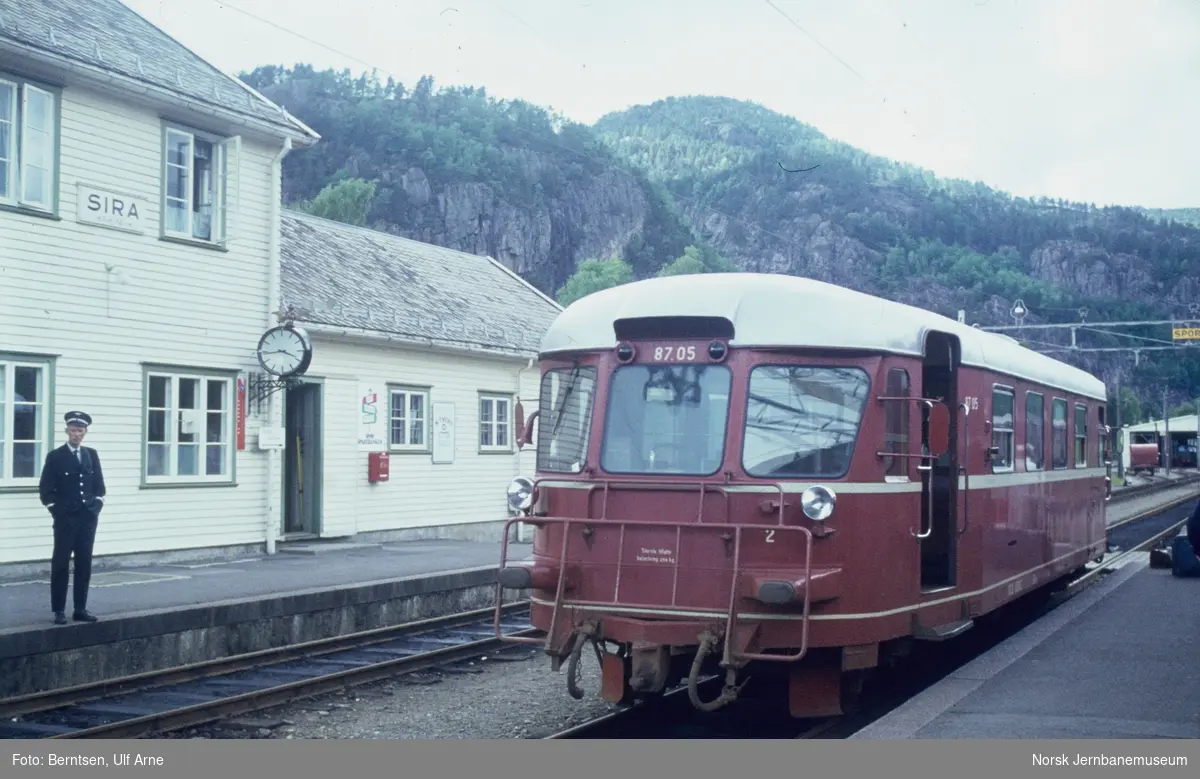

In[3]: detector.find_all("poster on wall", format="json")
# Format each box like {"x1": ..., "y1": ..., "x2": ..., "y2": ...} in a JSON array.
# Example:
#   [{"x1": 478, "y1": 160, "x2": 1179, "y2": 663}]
[
  {"x1": 432, "y1": 402, "x2": 455, "y2": 464},
  {"x1": 357, "y1": 381, "x2": 388, "y2": 451}
]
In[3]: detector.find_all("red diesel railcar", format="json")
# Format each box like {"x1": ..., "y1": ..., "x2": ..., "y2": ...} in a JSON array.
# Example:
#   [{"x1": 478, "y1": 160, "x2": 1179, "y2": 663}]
[{"x1": 494, "y1": 273, "x2": 1113, "y2": 718}]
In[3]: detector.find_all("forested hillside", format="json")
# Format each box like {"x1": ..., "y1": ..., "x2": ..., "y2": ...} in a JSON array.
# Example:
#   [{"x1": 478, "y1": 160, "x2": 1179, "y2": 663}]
[
  {"x1": 239, "y1": 65, "x2": 1200, "y2": 419},
  {"x1": 239, "y1": 65, "x2": 701, "y2": 295}
]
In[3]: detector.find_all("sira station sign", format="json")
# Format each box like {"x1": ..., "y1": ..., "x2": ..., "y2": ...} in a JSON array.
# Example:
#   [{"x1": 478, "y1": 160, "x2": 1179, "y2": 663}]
[{"x1": 75, "y1": 183, "x2": 147, "y2": 234}]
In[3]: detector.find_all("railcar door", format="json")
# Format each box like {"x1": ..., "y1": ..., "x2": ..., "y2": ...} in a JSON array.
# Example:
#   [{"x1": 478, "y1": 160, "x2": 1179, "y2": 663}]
[{"x1": 918, "y1": 331, "x2": 960, "y2": 592}]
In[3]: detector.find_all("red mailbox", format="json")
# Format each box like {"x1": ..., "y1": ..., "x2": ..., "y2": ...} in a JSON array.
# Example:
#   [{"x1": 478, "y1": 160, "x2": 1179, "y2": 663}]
[{"x1": 368, "y1": 451, "x2": 390, "y2": 482}]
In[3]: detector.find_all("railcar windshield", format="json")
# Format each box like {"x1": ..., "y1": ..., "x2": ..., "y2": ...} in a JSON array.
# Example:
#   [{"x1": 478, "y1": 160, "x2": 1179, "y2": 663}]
[
  {"x1": 600, "y1": 364, "x2": 731, "y2": 476},
  {"x1": 742, "y1": 366, "x2": 870, "y2": 478},
  {"x1": 536, "y1": 366, "x2": 598, "y2": 473}
]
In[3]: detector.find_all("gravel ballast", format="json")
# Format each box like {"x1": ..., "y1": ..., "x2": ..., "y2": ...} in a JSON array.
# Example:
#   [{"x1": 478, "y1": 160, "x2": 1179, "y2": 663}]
[{"x1": 168, "y1": 647, "x2": 623, "y2": 740}]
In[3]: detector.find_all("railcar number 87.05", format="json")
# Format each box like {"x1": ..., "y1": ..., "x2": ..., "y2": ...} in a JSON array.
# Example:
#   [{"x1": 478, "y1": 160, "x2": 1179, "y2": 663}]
[{"x1": 653, "y1": 345, "x2": 697, "y2": 361}]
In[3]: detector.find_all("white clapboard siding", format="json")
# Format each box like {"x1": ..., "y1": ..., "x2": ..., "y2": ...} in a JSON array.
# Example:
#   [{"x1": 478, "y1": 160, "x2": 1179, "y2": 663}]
[
  {"x1": 0, "y1": 84, "x2": 282, "y2": 565},
  {"x1": 309, "y1": 336, "x2": 542, "y2": 538}
]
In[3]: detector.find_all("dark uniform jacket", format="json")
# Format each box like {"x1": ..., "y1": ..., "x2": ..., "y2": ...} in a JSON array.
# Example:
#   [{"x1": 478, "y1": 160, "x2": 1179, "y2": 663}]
[{"x1": 39, "y1": 444, "x2": 106, "y2": 519}]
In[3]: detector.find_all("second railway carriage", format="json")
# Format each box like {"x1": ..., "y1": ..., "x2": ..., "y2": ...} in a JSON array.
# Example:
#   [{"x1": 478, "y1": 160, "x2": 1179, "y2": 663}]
[{"x1": 493, "y1": 272, "x2": 1113, "y2": 718}]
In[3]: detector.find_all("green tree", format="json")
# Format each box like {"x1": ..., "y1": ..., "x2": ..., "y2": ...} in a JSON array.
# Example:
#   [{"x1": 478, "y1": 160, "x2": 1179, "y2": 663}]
[
  {"x1": 1114, "y1": 387, "x2": 1145, "y2": 426},
  {"x1": 656, "y1": 243, "x2": 737, "y2": 276},
  {"x1": 1170, "y1": 400, "x2": 1197, "y2": 418},
  {"x1": 556, "y1": 257, "x2": 634, "y2": 307},
  {"x1": 294, "y1": 177, "x2": 377, "y2": 226},
  {"x1": 657, "y1": 254, "x2": 708, "y2": 277}
]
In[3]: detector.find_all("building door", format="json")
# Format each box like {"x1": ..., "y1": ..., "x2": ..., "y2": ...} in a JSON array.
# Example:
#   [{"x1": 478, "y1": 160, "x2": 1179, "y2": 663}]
[
  {"x1": 919, "y1": 331, "x2": 960, "y2": 592},
  {"x1": 283, "y1": 382, "x2": 323, "y2": 537}
]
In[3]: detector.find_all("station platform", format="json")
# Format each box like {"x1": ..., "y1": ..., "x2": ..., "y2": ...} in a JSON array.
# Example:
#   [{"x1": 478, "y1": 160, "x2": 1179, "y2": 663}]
[
  {"x1": 0, "y1": 537, "x2": 531, "y2": 700},
  {"x1": 850, "y1": 553, "x2": 1200, "y2": 739}
]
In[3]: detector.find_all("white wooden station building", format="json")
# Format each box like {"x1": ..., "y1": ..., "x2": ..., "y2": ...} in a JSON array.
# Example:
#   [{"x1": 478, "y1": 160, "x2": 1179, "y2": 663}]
[
  {"x1": 274, "y1": 211, "x2": 561, "y2": 544},
  {"x1": 0, "y1": 0, "x2": 561, "y2": 571}
]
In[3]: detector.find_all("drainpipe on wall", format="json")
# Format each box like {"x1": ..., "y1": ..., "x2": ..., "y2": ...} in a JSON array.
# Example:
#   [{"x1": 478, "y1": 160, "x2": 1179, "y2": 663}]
[
  {"x1": 264, "y1": 137, "x2": 294, "y2": 555},
  {"x1": 514, "y1": 357, "x2": 535, "y2": 543}
]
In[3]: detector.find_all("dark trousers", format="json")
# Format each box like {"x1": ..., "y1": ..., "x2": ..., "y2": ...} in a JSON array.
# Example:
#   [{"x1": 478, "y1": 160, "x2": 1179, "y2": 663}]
[{"x1": 50, "y1": 511, "x2": 98, "y2": 613}]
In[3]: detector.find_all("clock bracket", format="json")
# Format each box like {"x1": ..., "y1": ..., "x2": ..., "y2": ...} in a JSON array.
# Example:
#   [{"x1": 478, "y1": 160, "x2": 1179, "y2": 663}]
[{"x1": 248, "y1": 372, "x2": 302, "y2": 414}]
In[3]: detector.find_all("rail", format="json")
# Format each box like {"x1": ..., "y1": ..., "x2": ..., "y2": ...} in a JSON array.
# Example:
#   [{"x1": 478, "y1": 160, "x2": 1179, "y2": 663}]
[{"x1": 0, "y1": 604, "x2": 538, "y2": 739}]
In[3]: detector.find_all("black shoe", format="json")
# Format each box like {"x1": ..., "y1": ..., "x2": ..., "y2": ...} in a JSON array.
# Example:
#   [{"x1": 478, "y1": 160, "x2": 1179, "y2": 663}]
[
  {"x1": 72, "y1": 610, "x2": 98, "y2": 623},
  {"x1": 53, "y1": 612, "x2": 67, "y2": 625}
]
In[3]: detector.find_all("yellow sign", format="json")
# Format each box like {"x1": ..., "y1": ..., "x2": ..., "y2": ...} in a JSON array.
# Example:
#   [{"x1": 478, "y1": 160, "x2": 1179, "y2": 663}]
[{"x1": 1172, "y1": 328, "x2": 1200, "y2": 340}]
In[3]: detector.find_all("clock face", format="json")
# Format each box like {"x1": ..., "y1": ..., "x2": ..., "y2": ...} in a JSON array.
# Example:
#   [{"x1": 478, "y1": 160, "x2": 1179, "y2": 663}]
[{"x1": 257, "y1": 326, "x2": 312, "y2": 377}]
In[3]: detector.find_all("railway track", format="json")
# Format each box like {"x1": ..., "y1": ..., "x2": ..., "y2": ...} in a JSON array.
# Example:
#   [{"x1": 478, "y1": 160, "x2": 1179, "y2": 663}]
[
  {"x1": 545, "y1": 490, "x2": 1199, "y2": 740},
  {"x1": 0, "y1": 603, "x2": 539, "y2": 739}
]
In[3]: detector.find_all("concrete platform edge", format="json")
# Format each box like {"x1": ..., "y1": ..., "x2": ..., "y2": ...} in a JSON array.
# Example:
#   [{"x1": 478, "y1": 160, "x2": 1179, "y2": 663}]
[
  {"x1": 848, "y1": 556, "x2": 1151, "y2": 740},
  {"x1": 0, "y1": 563, "x2": 531, "y2": 699},
  {"x1": 0, "y1": 564, "x2": 506, "y2": 660}
]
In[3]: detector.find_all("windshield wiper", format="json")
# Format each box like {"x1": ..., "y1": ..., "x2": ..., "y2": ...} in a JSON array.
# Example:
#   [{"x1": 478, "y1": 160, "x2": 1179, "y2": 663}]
[{"x1": 550, "y1": 365, "x2": 582, "y2": 438}]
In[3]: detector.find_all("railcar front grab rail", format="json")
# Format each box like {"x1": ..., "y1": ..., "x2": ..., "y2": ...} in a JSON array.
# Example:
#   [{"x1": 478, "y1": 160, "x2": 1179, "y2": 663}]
[{"x1": 492, "y1": 516, "x2": 814, "y2": 667}]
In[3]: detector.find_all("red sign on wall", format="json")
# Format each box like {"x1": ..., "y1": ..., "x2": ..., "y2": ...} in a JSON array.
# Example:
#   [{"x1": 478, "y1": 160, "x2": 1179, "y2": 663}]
[{"x1": 236, "y1": 376, "x2": 247, "y2": 451}]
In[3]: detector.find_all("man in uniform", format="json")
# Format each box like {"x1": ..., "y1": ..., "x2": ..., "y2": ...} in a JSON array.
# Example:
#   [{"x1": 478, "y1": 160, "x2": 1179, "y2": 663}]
[{"x1": 38, "y1": 411, "x2": 106, "y2": 625}]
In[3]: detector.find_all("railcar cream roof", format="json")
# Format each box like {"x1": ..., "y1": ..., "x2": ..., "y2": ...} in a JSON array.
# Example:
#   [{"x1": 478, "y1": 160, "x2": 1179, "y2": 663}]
[{"x1": 540, "y1": 273, "x2": 1107, "y2": 401}]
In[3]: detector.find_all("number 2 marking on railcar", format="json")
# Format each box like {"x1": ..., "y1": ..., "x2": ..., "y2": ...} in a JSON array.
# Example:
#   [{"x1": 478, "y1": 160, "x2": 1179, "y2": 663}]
[
  {"x1": 765, "y1": 529, "x2": 776, "y2": 543},
  {"x1": 653, "y1": 345, "x2": 696, "y2": 361}
]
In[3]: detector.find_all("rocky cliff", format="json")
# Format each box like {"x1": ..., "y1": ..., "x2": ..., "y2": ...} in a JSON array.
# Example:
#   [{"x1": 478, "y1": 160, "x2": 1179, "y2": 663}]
[
  {"x1": 246, "y1": 66, "x2": 692, "y2": 295},
  {"x1": 241, "y1": 66, "x2": 1200, "y2": 413}
]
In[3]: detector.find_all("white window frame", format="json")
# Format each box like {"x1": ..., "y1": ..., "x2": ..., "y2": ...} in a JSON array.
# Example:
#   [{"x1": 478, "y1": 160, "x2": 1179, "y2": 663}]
[
  {"x1": 479, "y1": 393, "x2": 514, "y2": 453},
  {"x1": 1051, "y1": 398, "x2": 1069, "y2": 470},
  {"x1": 160, "y1": 123, "x2": 240, "y2": 246},
  {"x1": 1074, "y1": 402, "x2": 1088, "y2": 468},
  {"x1": 144, "y1": 370, "x2": 235, "y2": 485},
  {"x1": 0, "y1": 74, "x2": 58, "y2": 213},
  {"x1": 389, "y1": 387, "x2": 429, "y2": 451},
  {"x1": 990, "y1": 385, "x2": 1015, "y2": 474},
  {"x1": 0, "y1": 356, "x2": 51, "y2": 486}
]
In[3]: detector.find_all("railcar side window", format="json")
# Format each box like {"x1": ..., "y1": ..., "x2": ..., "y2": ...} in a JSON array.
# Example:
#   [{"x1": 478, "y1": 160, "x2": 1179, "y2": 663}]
[
  {"x1": 1074, "y1": 403, "x2": 1088, "y2": 467},
  {"x1": 600, "y1": 364, "x2": 731, "y2": 476},
  {"x1": 884, "y1": 368, "x2": 910, "y2": 478},
  {"x1": 742, "y1": 366, "x2": 870, "y2": 479},
  {"x1": 990, "y1": 387, "x2": 1015, "y2": 472},
  {"x1": 1051, "y1": 399, "x2": 1068, "y2": 469},
  {"x1": 1024, "y1": 392, "x2": 1044, "y2": 471},
  {"x1": 536, "y1": 367, "x2": 597, "y2": 473}
]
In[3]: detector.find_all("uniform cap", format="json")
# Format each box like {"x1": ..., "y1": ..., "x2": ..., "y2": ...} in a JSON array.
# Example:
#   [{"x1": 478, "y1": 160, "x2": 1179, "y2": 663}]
[{"x1": 64, "y1": 411, "x2": 92, "y2": 428}]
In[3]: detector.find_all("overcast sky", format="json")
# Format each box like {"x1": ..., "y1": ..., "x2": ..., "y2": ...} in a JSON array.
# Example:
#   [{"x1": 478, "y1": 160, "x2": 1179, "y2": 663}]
[{"x1": 123, "y1": 0, "x2": 1200, "y2": 209}]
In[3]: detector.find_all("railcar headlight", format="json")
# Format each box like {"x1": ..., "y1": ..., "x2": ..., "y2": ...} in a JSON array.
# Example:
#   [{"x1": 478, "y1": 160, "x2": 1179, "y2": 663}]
[
  {"x1": 507, "y1": 476, "x2": 534, "y2": 513},
  {"x1": 800, "y1": 485, "x2": 836, "y2": 521}
]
